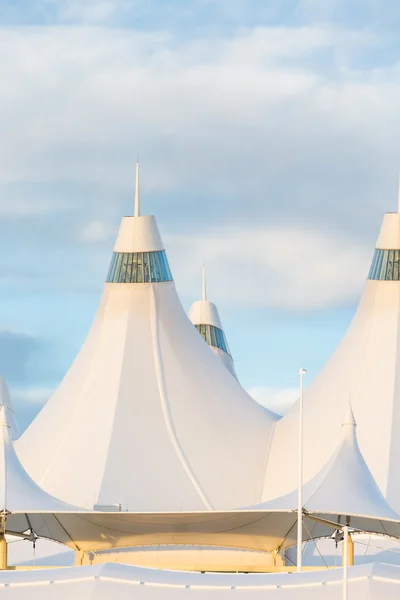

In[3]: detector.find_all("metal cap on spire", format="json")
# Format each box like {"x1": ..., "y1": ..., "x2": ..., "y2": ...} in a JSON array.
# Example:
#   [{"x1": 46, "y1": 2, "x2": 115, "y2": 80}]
[{"x1": 134, "y1": 161, "x2": 140, "y2": 218}]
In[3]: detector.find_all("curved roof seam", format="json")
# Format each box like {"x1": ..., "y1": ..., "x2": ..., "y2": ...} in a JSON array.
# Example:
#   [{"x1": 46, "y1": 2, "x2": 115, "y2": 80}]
[{"x1": 149, "y1": 284, "x2": 213, "y2": 510}]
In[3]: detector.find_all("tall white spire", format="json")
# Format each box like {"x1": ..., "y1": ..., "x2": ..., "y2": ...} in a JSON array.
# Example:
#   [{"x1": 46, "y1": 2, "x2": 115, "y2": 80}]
[
  {"x1": 134, "y1": 160, "x2": 140, "y2": 218},
  {"x1": 202, "y1": 264, "x2": 207, "y2": 302}
]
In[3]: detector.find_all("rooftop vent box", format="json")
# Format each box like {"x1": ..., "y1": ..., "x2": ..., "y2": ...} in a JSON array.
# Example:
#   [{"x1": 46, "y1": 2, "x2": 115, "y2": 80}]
[{"x1": 93, "y1": 503, "x2": 122, "y2": 512}]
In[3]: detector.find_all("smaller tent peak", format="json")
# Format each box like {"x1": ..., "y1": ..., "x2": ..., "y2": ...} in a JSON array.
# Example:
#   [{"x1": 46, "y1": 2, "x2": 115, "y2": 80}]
[{"x1": 134, "y1": 160, "x2": 140, "y2": 218}]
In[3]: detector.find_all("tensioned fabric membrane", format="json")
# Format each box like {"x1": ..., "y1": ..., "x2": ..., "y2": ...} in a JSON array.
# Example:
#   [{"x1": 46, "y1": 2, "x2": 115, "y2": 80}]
[
  {"x1": 263, "y1": 207, "x2": 400, "y2": 514},
  {"x1": 5, "y1": 401, "x2": 400, "y2": 555},
  {"x1": 17, "y1": 213, "x2": 274, "y2": 512}
]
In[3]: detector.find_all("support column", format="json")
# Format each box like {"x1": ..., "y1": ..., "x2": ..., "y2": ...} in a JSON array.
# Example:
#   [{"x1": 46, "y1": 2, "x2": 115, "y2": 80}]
[
  {"x1": 0, "y1": 513, "x2": 7, "y2": 571},
  {"x1": 0, "y1": 534, "x2": 7, "y2": 570},
  {"x1": 342, "y1": 531, "x2": 354, "y2": 566},
  {"x1": 348, "y1": 533, "x2": 354, "y2": 566}
]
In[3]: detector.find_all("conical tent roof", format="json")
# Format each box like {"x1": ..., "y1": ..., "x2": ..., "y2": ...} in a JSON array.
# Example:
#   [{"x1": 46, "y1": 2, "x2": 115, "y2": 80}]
[
  {"x1": 263, "y1": 194, "x2": 400, "y2": 512},
  {"x1": 254, "y1": 406, "x2": 400, "y2": 532},
  {"x1": 8, "y1": 406, "x2": 399, "y2": 555},
  {"x1": 188, "y1": 265, "x2": 237, "y2": 379},
  {"x1": 16, "y1": 173, "x2": 276, "y2": 512}
]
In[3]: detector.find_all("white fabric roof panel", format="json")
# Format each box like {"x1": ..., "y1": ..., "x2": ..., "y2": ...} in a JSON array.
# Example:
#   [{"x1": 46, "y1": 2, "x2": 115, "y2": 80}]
[
  {"x1": 17, "y1": 214, "x2": 276, "y2": 512},
  {"x1": 5, "y1": 392, "x2": 400, "y2": 556},
  {"x1": 0, "y1": 406, "x2": 78, "y2": 514},
  {"x1": 256, "y1": 407, "x2": 400, "y2": 522},
  {"x1": 263, "y1": 210, "x2": 400, "y2": 512},
  {"x1": 0, "y1": 562, "x2": 400, "y2": 600}
]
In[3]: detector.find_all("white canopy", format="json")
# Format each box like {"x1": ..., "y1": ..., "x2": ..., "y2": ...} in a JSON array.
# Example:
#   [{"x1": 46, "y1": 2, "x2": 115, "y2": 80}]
[{"x1": 5, "y1": 404, "x2": 400, "y2": 554}]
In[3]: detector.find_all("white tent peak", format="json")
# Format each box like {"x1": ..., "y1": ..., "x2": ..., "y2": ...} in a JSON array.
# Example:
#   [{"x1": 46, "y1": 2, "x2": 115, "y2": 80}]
[
  {"x1": 134, "y1": 160, "x2": 140, "y2": 218},
  {"x1": 18, "y1": 203, "x2": 272, "y2": 510},
  {"x1": 188, "y1": 267, "x2": 238, "y2": 380},
  {"x1": 254, "y1": 413, "x2": 400, "y2": 523}
]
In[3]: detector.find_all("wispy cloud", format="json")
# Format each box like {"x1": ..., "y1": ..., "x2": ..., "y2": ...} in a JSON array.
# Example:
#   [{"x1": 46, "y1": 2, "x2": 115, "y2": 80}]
[
  {"x1": 0, "y1": 5, "x2": 398, "y2": 433},
  {"x1": 12, "y1": 386, "x2": 54, "y2": 405},
  {"x1": 247, "y1": 385, "x2": 298, "y2": 416},
  {"x1": 166, "y1": 224, "x2": 371, "y2": 309},
  {"x1": 79, "y1": 220, "x2": 115, "y2": 242},
  {"x1": 0, "y1": 23, "x2": 395, "y2": 244}
]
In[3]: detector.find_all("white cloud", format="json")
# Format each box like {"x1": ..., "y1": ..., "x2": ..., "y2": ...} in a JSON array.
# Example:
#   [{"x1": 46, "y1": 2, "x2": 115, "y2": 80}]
[
  {"x1": 0, "y1": 23, "x2": 395, "y2": 202},
  {"x1": 0, "y1": 22, "x2": 396, "y2": 312},
  {"x1": 247, "y1": 385, "x2": 298, "y2": 416},
  {"x1": 12, "y1": 386, "x2": 54, "y2": 405},
  {"x1": 166, "y1": 224, "x2": 371, "y2": 308},
  {"x1": 54, "y1": 0, "x2": 132, "y2": 23},
  {"x1": 79, "y1": 220, "x2": 114, "y2": 242}
]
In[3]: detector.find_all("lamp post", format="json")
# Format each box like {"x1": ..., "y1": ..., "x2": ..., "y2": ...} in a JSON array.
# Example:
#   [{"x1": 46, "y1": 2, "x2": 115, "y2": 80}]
[
  {"x1": 343, "y1": 517, "x2": 350, "y2": 600},
  {"x1": 297, "y1": 367, "x2": 307, "y2": 572}
]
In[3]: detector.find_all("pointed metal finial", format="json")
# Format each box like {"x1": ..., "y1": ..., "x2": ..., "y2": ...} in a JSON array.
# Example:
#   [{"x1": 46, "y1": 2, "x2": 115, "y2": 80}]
[
  {"x1": 202, "y1": 264, "x2": 207, "y2": 302},
  {"x1": 134, "y1": 160, "x2": 140, "y2": 218},
  {"x1": 343, "y1": 401, "x2": 356, "y2": 428}
]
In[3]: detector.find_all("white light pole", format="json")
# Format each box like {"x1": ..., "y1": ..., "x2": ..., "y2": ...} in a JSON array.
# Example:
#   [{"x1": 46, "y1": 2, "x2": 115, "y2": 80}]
[
  {"x1": 343, "y1": 520, "x2": 349, "y2": 600},
  {"x1": 297, "y1": 367, "x2": 306, "y2": 573}
]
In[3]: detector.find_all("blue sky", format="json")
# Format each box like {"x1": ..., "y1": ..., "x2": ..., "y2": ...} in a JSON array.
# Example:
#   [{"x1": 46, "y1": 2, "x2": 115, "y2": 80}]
[{"x1": 0, "y1": 0, "x2": 400, "y2": 428}]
